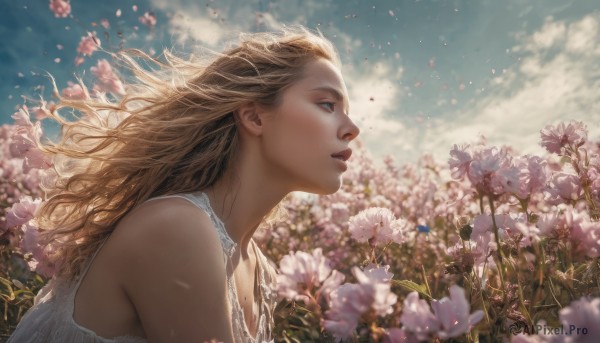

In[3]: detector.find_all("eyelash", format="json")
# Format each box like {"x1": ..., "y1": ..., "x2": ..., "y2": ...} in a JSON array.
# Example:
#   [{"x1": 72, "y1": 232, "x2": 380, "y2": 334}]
[{"x1": 319, "y1": 102, "x2": 336, "y2": 112}]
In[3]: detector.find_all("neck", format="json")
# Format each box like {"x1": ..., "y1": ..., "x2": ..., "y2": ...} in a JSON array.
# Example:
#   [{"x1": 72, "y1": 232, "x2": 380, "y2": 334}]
[{"x1": 198, "y1": 161, "x2": 291, "y2": 259}]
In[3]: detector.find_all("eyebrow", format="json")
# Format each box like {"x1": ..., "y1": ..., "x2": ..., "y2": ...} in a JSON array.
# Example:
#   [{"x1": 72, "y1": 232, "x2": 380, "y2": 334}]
[{"x1": 310, "y1": 86, "x2": 350, "y2": 114}]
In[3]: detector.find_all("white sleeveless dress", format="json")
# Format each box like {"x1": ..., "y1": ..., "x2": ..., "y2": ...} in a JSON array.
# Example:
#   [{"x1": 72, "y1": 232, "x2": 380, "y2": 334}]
[{"x1": 7, "y1": 192, "x2": 277, "y2": 343}]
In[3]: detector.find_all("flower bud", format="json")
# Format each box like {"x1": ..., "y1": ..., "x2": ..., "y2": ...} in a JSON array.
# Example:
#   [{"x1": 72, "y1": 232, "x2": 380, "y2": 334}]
[{"x1": 459, "y1": 224, "x2": 472, "y2": 241}]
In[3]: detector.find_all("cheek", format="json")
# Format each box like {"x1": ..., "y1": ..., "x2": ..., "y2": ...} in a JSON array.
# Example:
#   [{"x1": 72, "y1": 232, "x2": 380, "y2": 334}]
[
  {"x1": 286, "y1": 104, "x2": 330, "y2": 150},
  {"x1": 267, "y1": 103, "x2": 331, "y2": 163}
]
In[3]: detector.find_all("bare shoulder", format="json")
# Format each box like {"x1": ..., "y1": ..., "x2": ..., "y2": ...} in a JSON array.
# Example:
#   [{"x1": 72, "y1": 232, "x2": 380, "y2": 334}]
[
  {"x1": 110, "y1": 197, "x2": 220, "y2": 259},
  {"x1": 107, "y1": 197, "x2": 234, "y2": 343}
]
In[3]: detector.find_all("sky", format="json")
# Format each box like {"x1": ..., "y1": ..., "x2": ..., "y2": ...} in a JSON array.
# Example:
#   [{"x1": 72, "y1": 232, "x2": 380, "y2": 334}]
[{"x1": 1, "y1": 0, "x2": 599, "y2": 168}]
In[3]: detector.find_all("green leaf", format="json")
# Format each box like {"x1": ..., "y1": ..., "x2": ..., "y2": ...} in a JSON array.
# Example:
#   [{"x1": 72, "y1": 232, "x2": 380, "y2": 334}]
[{"x1": 392, "y1": 279, "x2": 432, "y2": 300}]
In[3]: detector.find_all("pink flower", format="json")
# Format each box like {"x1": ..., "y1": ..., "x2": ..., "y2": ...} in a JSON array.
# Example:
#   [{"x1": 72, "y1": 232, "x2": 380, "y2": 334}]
[
  {"x1": 353, "y1": 266, "x2": 397, "y2": 316},
  {"x1": 319, "y1": 270, "x2": 346, "y2": 303},
  {"x1": 31, "y1": 100, "x2": 55, "y2": 120},
  {"x1": 545, "y1": 172, "x2": 582, "y2": 205},
  {"x1": 540, "y1": 120, "x2": 587, "y2": 154},
  {"x1": 8, "y1": 110, "x2": 52, "y2": 172},
  {"x1": 589, "y1": 165, "x2": 600, "y2": 196},
  {"x1": 448, "y1": 144, "x2": 472, "y2": 179},
  {"x1": 348, "y1": 207, "x2": 407, "y2": 246},
  {"x1": 559, "y1": 208, "x2": 597, "y2": 257},
  {"x1": 467, "y1": 146, "x2": 519, "y2": 195},
  {"x1": 331, "y1": 202, "x2": 350, "y2": 223},
  {"x1": 23, "y1": 168, "x2": 42, "y2": 192},
  {"x1": 400, "y1": 292, "x2": 440, "y2": 340},
  {"x1": 566, "y1": 210, "x2": 600, "y2": 257},
  {"x1": 49, "y1": 0, "x2": 70, "y2": 18},
  {"x1": 23, "y1": 148, "x2": 52, "y2": 172},
  {"x1": 431, "y1": 285, "x2": 484, "y2": 339},
  {"x1": 323, "y1": 283, "x2": 371, "y2": 340},
  {"x1": 77, "y1": 32, "x2": 101, "y2": 56},
  {"x1": 91, "y1": 59, "x2": 126, "y2": 95},
  {"x1": 536, "y1": 212, "x2": 559, "y2": 236},
  {"x1": 5, "y1": 196, "x2": 42, "y2": 229},
  {"x1": 324, "y1": 266, "x2": 397, "y2": 341},
  {"x1": 9, "y1": 125, "x2": 39, "y2": 158},
  {"x1": 62, "y1": 81, "x2": 88, "y2": 100},
  {"x1": 74, "y1": 56, "x2": 85, "y2": 66},
  {"x1": 446, "y1": 240, "x2": 487, "y2": 270},
  {"x1": 472, "y1": 214, "x2": 515, "y2": 247},
  {"x1": 11, "y1": 107, "x2": 33, "y2": 127},
  {"x1": 559, "y1": 297, "x2": 600, "y2": 342},
  {"x1": 20, "y1": 222, "x2": 40, "y2": 253},
  {"x1": 362, "y1": 263, "x2": 394, "y2": 283},
  {"x1": 20, "y1": 223, "x2": 57, "y2": 278},
  {"x1": 100, "y1": 18, "x2": 110, "y2": 30},
  {"x1": 515, "y1": 222, "x2": 542, "y2": 247},
  {"x1": 277, "y1": 248, "x2": 344, "y2": 303},
  {"x1": 139, "y1": 12, "x2": 157, "y2": 28},
  {"x1": 514, "y1": 155, "x2": 548, "y2": 199}
]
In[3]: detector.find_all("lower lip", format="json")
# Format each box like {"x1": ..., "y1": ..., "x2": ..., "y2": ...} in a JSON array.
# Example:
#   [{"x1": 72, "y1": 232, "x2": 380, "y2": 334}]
[{"x1": 332, "y1": 157, "x2": 348, "y2": 171}]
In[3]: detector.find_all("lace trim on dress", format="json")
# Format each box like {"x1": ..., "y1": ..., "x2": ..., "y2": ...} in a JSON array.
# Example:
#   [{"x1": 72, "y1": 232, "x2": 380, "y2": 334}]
[
  {"x1": 194, "y1": 192, "x2": 269, "y2": 343},
  {"x1": 159, "y1": 192, "x2": 275, "y2": 342},
  {"x1": 196, "y1": 192, "x2": 237, "y2": 261}
]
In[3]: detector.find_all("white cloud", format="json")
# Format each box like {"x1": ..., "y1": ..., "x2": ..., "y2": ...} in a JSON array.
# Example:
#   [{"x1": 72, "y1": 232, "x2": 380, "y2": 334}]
[
  {"x1": 148, "y1": 0, "x2": 248, "y2": 48},
  {"x1": 167, "y1": 13, "x2": 231, "y2": 47},
  {"x1": 515, "y1": 17, "x2": 566, "y2": 52},
  {"x1": 565, "y1": 15, "x2": 599, "y2": 54},
  {"x1": 408, "y1": 13, "x2": 600, "y2": 165},
  {"x1": 148, "y1": 0, "x2": 333, "y2": 48}
]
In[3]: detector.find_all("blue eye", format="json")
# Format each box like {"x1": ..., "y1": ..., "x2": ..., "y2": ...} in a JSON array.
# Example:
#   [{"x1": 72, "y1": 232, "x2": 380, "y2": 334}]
[{"x1": 319, "y1": 102, "x2": 335, "y2": 112}]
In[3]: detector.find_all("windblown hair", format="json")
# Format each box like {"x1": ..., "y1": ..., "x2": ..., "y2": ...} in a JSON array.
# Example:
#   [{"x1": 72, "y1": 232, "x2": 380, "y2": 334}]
[{"x1": 35, "y1": 25, "x2": 341, "y2": 279}]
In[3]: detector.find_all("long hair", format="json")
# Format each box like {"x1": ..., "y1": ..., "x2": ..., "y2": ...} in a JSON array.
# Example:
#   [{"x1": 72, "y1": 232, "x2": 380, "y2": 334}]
[{"x1": 35, "y1": 25, "x2": 341, "y2": 279}]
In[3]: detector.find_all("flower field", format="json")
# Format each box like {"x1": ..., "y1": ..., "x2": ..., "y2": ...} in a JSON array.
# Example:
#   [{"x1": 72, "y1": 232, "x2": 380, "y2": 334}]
[
  {"x1": 2, "y1": 109, "x2": 599, "y2": 342},
  {"x1": 1, "y1": 1, "x2": 599, "y2": 342}
]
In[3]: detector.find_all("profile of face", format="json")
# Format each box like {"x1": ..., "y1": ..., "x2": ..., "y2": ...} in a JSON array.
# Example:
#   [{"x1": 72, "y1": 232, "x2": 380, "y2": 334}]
[{"x1": 258, "y1": 58, "x2": 361, "y2": 195}]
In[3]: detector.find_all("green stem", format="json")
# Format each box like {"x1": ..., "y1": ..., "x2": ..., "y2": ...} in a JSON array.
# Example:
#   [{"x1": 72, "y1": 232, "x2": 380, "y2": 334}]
[
  {"x1": 421, "y1": 265, "x2": 432, "y2": 298},
  {"x1": 488, "y1": 196, "x2": 508, "y2": 302},
  {"x1": 548, "y1": 277, "x2": 563, "y2": 309},
  {"x1": 569, "y1": 145, "x2": 599, "y2": 220},
  {"x1": 512, "y1": 249, "x2": 533, "y2": 326}
]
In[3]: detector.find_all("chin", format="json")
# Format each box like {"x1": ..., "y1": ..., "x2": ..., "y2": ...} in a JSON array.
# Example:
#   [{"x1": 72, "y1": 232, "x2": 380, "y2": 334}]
[
  {"x1": 306, "y1": 180, "x2": 343, "y2": 195},
  {"x1": 291, "y1": 170, "x2": 344, "y2": 195}
]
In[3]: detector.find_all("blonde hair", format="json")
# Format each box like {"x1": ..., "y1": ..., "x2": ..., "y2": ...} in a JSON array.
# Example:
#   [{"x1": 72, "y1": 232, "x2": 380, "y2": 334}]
[{"x1": 35, "y1": 25, "x2": 341, "y2": 279}]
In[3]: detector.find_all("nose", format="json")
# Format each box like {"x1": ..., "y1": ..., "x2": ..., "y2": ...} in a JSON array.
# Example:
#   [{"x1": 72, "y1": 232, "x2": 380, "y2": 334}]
[{"x1": 339, "y1": 116, "x2": 360, "y2": 142}]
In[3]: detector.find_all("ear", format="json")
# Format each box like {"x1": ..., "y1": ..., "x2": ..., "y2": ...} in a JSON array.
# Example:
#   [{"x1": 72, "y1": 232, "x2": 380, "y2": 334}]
[{"x1": 233, "y1": 102, "x2": 268, "y2": 137}]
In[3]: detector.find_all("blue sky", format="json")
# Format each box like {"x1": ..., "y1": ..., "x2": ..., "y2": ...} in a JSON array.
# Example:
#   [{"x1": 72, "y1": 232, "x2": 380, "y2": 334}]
[{"x1": 1, "y1": 0, "x2": 599, "y2": 166}]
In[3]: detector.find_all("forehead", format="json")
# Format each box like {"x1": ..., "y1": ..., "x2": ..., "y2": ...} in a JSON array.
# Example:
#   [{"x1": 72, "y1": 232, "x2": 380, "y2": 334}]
[
  {"x1": 299, "y1": 59, "x2": 346, "y2": 91},
  {"x1": 297, "y1": 58, "x2": 349, "y2": 111}
]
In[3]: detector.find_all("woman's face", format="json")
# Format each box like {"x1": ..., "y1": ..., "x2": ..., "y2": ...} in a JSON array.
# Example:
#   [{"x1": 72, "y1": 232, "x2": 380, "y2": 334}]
[{"x1": 260, "y1": 57, "x2": 361, "y2": 195}]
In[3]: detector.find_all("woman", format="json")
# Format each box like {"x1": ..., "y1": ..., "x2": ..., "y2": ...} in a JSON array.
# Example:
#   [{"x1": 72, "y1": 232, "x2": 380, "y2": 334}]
[{"x1": 8, "y1": 25, "x2": 360, "y2": 343}]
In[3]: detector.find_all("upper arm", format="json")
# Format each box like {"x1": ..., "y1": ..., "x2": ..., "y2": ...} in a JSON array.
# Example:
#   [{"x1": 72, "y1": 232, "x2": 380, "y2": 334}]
[{"x1": 112, "y1": 199, "x2": 234, "y2": 343}]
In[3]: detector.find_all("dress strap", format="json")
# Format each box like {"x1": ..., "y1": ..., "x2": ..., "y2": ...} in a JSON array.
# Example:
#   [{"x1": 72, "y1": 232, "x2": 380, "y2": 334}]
[
  {"x1": 251, "y1": 239, "x2": 276, "y2": 341},
  {"x1": 193, "y1": 192, "x2": 237, "y2": 259},
  {"x1": 143, "y1": 193, "x2": 238, "y2": 260},
  {"x1": 67, "y1": 236, "x2": 111, "y2": 317},
  {"x1": 73, "y1": 236, "x2": 110, "y2": 290}
]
